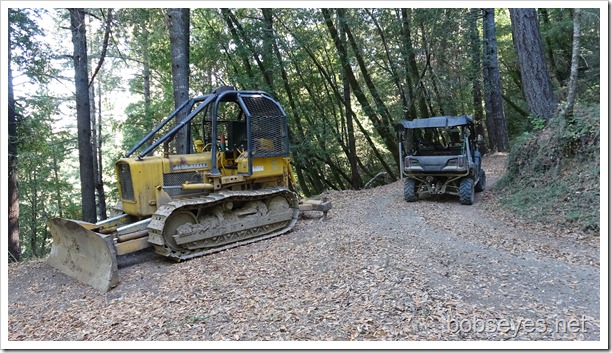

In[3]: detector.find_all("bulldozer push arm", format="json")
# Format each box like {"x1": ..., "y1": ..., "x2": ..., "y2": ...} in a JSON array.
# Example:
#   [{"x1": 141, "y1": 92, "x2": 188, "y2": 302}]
[{"x1": 47, "y1": 87, "x2": 331, "y2": 292}]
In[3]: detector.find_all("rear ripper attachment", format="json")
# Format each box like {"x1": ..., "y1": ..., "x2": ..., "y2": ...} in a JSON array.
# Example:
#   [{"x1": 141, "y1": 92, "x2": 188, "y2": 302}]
[{"x1": 46, "y1": 87, "x2": 332, "y2": 291}]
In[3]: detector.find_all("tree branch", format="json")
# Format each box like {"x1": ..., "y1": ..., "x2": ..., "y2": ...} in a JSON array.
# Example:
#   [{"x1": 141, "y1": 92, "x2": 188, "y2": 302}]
[{"x1": 88, "y1": 9, "x2": 113, "y2": 87}]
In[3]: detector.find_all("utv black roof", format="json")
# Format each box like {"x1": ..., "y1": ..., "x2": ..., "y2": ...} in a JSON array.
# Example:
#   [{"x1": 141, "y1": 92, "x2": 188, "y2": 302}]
[{"x1": 395, "y1": 115, "x2": 473, "y2": 131}]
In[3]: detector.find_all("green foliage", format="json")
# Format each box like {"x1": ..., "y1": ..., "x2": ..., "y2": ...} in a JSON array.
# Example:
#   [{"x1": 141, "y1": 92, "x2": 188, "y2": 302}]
[
  {"x1": 17, "y1": 95, "x2": 81, "y2": 259},
  {"x1": 498, "y1": 104, "x2": 600, "y2": 234},
  {"x1": 8, "y1": 6, "x2": 602, "y2": 258},
  {"x1": 9, "y1": 8, "x2": 53, "y2": 83},
  {"x1": 498, "y1": 8, "x2": 601, "y2": 142},
  {"x1": 529, "y1": 115, "x2": 546, "y2": 131}
]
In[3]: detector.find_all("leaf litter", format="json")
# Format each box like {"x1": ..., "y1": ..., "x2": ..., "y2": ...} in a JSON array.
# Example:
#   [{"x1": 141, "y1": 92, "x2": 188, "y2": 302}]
[{"x1": 8, "y1": 153, "x2": 600, "y2": 341}]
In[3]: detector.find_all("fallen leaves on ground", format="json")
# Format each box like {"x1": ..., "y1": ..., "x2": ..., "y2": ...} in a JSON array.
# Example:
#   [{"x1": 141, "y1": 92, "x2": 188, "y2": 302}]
[{"x1": 7, "y1": 153, "x2": 600, "y2": 342}]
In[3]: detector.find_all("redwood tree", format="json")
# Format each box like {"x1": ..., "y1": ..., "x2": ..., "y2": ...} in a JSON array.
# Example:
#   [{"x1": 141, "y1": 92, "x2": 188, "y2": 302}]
[
  {"x1": 482, "y1": 8, "x2": 509, "y2": 152},
  {"x1": 167, "y1": 8, "x2": 191, "y2": 154},
  {"x1": 509, "y1": 8, "x2": 557, "y2": 120},
  {"x1": 69, "y1": 8, "x2": 97, "y2": 223}
]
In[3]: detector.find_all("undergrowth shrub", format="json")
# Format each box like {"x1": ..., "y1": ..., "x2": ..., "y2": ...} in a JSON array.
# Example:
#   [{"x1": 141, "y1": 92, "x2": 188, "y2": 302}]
[{"x1": 497, "y1": 104, "x2": 600, "y2": 234}]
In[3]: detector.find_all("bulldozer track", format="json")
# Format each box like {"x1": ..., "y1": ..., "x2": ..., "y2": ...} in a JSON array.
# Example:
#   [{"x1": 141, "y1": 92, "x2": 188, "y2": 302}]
[{"x1": 147, "y1": 187, "x2": 300, "y2": 261}]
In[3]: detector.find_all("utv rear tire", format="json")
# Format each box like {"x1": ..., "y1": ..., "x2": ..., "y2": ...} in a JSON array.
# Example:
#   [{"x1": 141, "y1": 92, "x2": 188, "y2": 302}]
[
  {"x1": 404, "y1": 178, "x2": 417, "y2": 202},
  {"x1": 475, "y1": 169, "x2": 486, "y2": 192},
  {"x1": 459, "y1": 177, "x2": 474, "y2": 205}
]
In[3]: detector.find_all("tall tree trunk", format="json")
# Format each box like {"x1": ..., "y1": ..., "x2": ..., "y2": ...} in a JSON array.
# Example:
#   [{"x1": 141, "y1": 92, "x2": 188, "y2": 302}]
[
  {"x1": 220, "y1": 9, "x2": 255, "y2": 86},
  {"x1": 342, "y1": 13, "x2": 394, "y2": 130},
  {"x1": 367, "y1": 9, "x2": 409, "y2": 115},
  {"x1": 260, "y1": 9, "x2": 276, "y2": 94},
  {"x1": 8, "y1": 19, "x2": 20, "y2": 261},
  {"x1": 224, "y1": 9, "x2": 274, "y2": 91},
  {"x1": 321, "y1": 9, "x2": 398, "y2": 173},
  {"x1": 90, "y1": 77, "x2": 100, "y2": 217},
  {"x1": 509, "y1": 8, "x2": 557, "y2": 121},
  {"x1": 337, "y1": 9, "x2": 361, "y2": 189},
  {"x1": 69, "y1": 8, "x2": 97, "y2": 223},
  {"x1": 138, "y1": 18, "x2": 154, "y2": 148},
  {"x1": 401, "y1": 8, "x2": 429, "y2": 118},
  {"x1": 30, "y1": 175, "x2": 38, "y2": 258},
  {"x1": 282, "y1": 27, "x2": 396, "y2": 180},
  {"x1": 96, "y1": 80, "x2": 107, "y2": 219},
  {"x1": 167, "y1": 8, "x2": 190, "y2": 154},
  {"x1": 263, "y1": 9, "x2": 312, "y2": 195},
  {"x1": 538, "y1": 9, "x2": 564, "y2": 85},
  {"x1": 421, "y1": 26, "x2": 444, "y2": 116},
  {"x1": 394, "y1": 10, "x2": 418, "y2": 119},
  {"x1": 52, "y1": 151, "x2": 63, "y2": 219},
  {"x1": 558, "y1": 9, "x2": 581, "y2": 119},
  {"x1": 89, "y1": 9, "x2": 112, "y2": 87},
  {"x1": 468, "y1": 9, "x2": 486, "y2": 140},
  {"x1": 482, "y1": 8, "x2": 509, "y2": 152}
]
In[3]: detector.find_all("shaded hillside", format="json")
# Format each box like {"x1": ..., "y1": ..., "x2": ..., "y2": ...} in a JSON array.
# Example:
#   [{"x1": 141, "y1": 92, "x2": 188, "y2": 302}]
[{"x1": 497, "y1": 104, "x2": 600, "y2": 235}]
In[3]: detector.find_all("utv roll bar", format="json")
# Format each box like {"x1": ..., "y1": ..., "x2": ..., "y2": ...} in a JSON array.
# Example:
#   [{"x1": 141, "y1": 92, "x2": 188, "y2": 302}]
[{"x1": 394, "y1": 115, "x2": 474, "y2": 131}]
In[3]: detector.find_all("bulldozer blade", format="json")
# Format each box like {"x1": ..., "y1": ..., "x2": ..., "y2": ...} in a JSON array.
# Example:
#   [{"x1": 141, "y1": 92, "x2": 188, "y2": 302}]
[{"x1": 47, "y1": 218, "x2": 120, "y2": 292}]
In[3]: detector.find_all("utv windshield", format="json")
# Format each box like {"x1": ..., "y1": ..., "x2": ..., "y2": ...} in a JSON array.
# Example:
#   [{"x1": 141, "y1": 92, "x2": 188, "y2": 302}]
[{"x1": 403, "y1": 126, "x2": 466, "y2": 156}]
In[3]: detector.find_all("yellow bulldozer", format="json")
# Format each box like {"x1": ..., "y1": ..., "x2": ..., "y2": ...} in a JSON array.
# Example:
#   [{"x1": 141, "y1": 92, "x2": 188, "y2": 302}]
[{"x1": 47, "y1": 86, "x2": 331, "y2": 291}]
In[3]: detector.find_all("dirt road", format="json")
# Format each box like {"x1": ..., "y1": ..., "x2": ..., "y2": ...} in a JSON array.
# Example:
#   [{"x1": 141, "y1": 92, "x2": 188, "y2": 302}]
[{"x1": 7, "y1": 154, "x2": 600, "y2": 342}]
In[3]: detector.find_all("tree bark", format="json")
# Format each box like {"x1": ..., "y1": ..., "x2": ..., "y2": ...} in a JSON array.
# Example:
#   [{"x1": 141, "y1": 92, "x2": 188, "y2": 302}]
[
  {"x1": 420, "y1": 24, "x2": 444, "y2": 116},
  {"x1": 482, "y1": 8, "x2": 509, "y2": 152},
  {"x1": 264, "y1": 9, "x2": 313, "y2": 195},
  {"x1": 401, "y1": 8, "x2": 429, "y2": 118},
  {"x1": 69, "y1": 8, "x2": 97, "y2": 223},
  {"x1": 286, "y1": 31, "x2": 396, "y2": 180},
  {"x1": 89, "y1": 9, "x2": 112, "y2": 87},
  {"x1": 96, "y1": 80, "x2": 107, "y2": 219},
  {"x1": 558, "y1": 9, "x2": 581, "y2": 119},
  {"x1": 260, "y1": 9, "x2": 276, "y2": 93},
  {"x1": 538, "y1": 9, "x2": 564, "y2": 85},
  {"x1": 367, "y1": 9, "x2": 409, "y2": 114},
  {"x1": 321, "y1": 9, "x2": 399, "y2": 172},
  {"x1": 468, "y1": 9, "x2": 486, "y2": 140},
  {"x1": 342, "y1": 13, "x2": 394, "y2": 129},
  {"x1": 220, "y1": 9, "x2": 255, "y2": 86},
  {"x1": 140, "y1": 19, "x2": 153, "y2": 146},
  {"x1": 167, "y1": 8, "x2": 190, "y2": 154},
  {"x1": 8, "y1": 16, "x2": 20, "y2": 261},
  {"x1": 509, "y1": 8, "x2": 557, "y2": 120},
  {"x1": 337, "y1": 9, "x2": 361, "y2": 190},
  {"x1": 90, "y1": 77, "x2": 100, "y2": 217},
  {"x1": 30, "y1": 173, "x2": 38, "y2": 257}
]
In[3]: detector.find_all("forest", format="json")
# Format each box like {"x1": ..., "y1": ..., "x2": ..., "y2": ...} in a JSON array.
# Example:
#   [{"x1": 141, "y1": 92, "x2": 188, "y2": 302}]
[{"x1": 7, "y1": 7, "x2": 601, "y2": 261}]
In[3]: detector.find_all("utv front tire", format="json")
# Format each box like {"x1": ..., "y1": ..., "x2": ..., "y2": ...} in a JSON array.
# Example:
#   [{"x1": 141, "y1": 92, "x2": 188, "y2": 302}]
[
  {"x1": 475, "y1": 169, "x2": 486, "y2": 192},
  {"x1": 404, "y1": 178, "x2": 417, "y2": 202},
  {"x1": 459, "y1": 177, "x2": 474, "y2": 205}
]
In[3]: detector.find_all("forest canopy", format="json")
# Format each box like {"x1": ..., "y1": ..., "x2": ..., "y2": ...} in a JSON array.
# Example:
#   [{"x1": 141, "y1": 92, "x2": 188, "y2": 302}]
[{"x1": 6, "y1": 6, "x2": 602, "y2": 260}]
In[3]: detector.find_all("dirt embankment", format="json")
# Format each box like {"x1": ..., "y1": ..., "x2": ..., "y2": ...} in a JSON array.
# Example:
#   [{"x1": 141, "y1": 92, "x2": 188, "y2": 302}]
[{"x1": 7, "y1": 154, "x2": 600, "y2": 342}]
